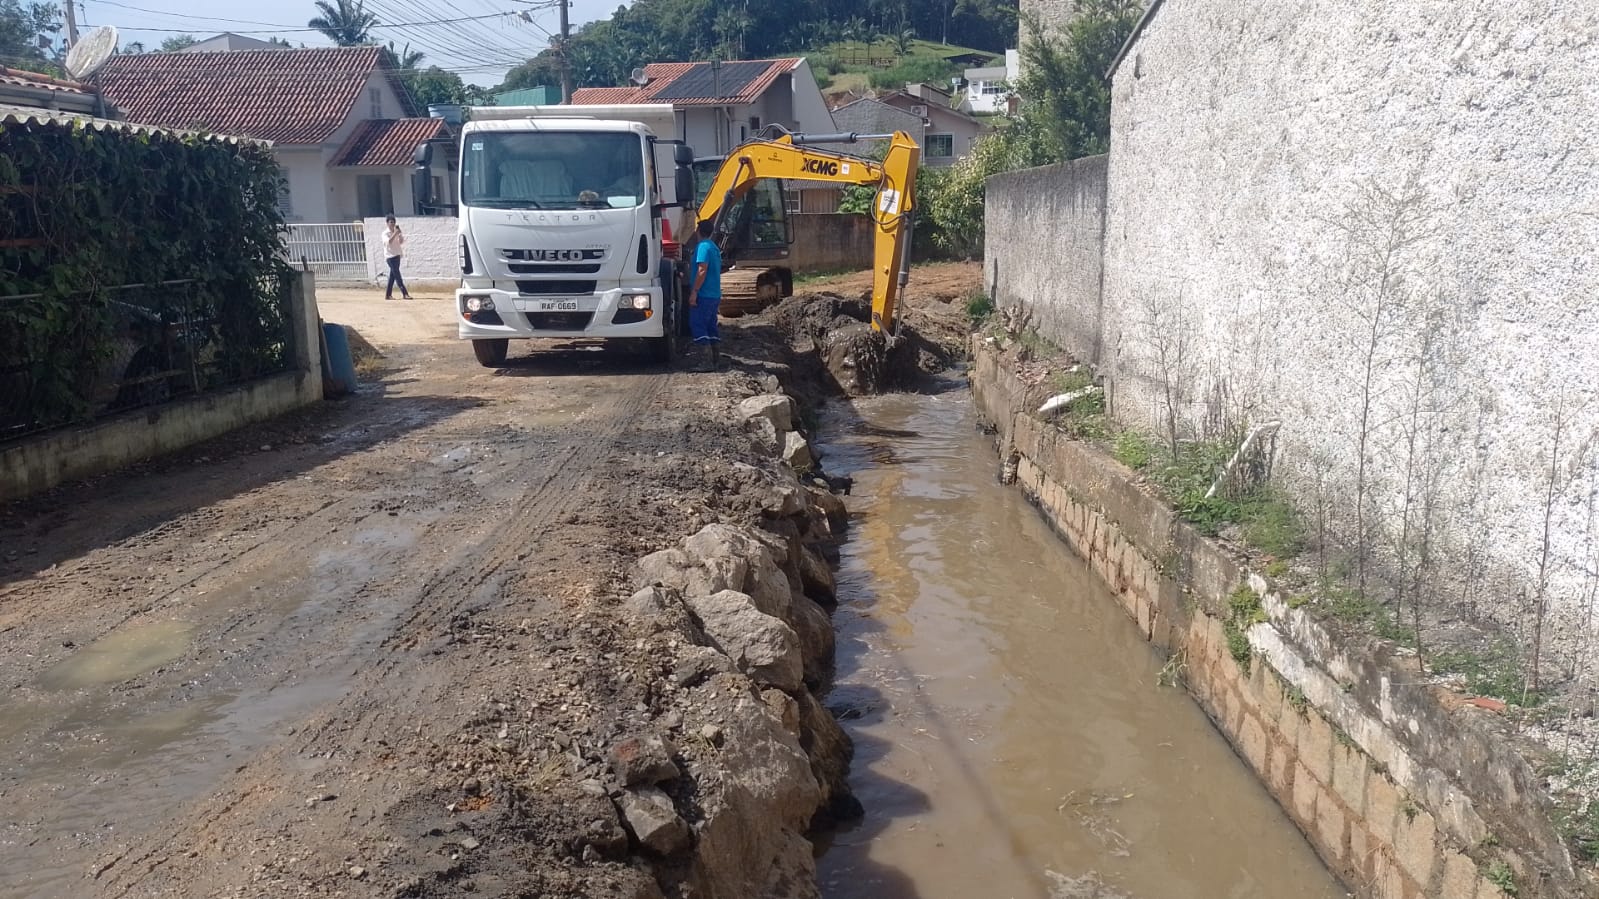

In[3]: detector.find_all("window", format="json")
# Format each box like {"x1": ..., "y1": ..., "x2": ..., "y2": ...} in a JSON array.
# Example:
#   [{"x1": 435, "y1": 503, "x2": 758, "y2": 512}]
[
  {"x1": 276, "y1": 179, "x2": 293, "y2": 217},
  {"x1": 369, "y1": 87, "x2": 382, "y2": 118},
  {"x1": 981, "y1": 82, "x2": 1004, "y2": 95},
  {"x1": 462, "y1": 131, "x2": 645, "y2": 210},
  {"x1": 431, "y1": 175, "x2": 445, "y2": 206},
  {"x1": 926, "y1": 133, "x2": 955, "y2": 159}
]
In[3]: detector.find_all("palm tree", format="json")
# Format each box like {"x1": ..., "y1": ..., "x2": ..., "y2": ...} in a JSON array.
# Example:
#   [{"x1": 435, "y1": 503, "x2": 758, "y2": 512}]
[
  {"x1": 308, "y1": 0, "x2": 377, "y2": 47},
  {"x1": 385, "y1": 40, "x2": 424, "y2": 69}
]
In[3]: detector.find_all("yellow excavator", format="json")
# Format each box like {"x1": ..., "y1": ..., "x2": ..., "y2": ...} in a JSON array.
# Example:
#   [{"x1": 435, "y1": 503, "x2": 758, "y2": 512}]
[{"x1": 687, "y1": 127, "x2": 920, "y2": 335}]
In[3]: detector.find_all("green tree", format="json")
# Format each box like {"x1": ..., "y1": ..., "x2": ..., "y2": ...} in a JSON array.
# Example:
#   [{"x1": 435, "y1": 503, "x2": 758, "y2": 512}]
[
  {"x1": 909, "y1": 0, "x2": 1144, "y2": 257},
  {"x1": 382, "y1": 40, "x2": 423, "y2": 69},
  {"x1": 0, "y1": 0, "x2": 59, "y2": 68},
  {"x1": 401, "y1": 65, "x2": 482, "y2": 108},
  {"x1": 496, "y1": 53, "x2": 563, "y2": 93},
  {"x1": 308, "y1": 0, "x2": 377, "y2": 46},
  {"x1": 158, "y1": 34, "x2": 196, "y2": 52},
  {"x1": 1017, "y1": 0, "x2": 1142, "y2": 160}
]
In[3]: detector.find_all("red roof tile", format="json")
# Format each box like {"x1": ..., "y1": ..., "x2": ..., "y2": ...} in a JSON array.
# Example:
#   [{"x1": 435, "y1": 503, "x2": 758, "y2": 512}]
[
  {"x1": 331, "y1": 117, "x2": 448, "y2": 167},
  {"x1": 97, "y1": 47, "x2": 406, "y2": 144},
  {"x1": 569, "y1": 86, "x2": 644, "y2": 104},
  {"x1": 569, "y1": 58, "x2": 803, "y2": 109}
]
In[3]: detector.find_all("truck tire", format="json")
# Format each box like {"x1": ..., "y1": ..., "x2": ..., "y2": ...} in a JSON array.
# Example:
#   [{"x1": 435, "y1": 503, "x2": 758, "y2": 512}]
[
  {"x1": 650, "y1": 260, "x2": 680, "y2": 365},
  {"x1": 473, "y1": 338, "x2": 509, "y2": 367}
]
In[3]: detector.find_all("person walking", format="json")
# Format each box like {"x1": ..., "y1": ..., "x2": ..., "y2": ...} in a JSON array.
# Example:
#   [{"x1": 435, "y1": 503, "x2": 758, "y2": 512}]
[
  {"x1": 687, "y1": 219, "x2": 722, "y2": 372},
  {"x1": 382, "y1": 215, "x2": 411, "y2": 300}
]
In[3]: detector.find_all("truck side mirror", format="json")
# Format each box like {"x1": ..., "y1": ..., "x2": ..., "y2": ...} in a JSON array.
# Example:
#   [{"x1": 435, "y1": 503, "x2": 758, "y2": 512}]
[
  {"x1": 673, "y1": 144, "x2": 695, "y2": 166},
  {"x1": 674, "y1": 164, "x2": 694, "y2": 206},
  {"x1": 413, "y1": 143, "x2": 433, "y2": 166},
  {"x1": 412, "y1": 168, "x2": 432, "y2": 213}
]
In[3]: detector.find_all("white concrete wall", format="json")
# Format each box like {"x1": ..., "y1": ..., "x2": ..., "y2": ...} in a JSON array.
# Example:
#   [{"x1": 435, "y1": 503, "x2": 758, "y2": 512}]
[
  {"x1": 1096, "y1": 1, "x2": 1599, "y2": 649},
  {"x1": 364, "y1": 216, "x2": 460, "y2": 285}
]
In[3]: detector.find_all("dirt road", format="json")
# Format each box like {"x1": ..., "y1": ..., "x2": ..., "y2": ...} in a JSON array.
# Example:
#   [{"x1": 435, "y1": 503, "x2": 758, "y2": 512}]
[{"x1": 0, "y1": 286, "x2": 821, "y2": 898}]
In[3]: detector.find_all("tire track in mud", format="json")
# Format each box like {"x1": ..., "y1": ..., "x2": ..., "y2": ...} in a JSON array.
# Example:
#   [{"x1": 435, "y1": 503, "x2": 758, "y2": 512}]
[{"x1": 89, "y1": 370, "x2": 677, "y2": 895}]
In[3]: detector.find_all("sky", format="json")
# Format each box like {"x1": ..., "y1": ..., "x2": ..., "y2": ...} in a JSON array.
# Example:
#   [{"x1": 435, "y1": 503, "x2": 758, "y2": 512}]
[{"x1": 77, "y1": 0, "x2": 623, "y2": 86}]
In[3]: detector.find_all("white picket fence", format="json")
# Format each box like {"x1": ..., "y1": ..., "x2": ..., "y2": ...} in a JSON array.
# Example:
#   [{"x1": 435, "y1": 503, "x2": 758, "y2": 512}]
[{"x1": 283, "y1": 223, "x2": 368, "y2": 282}]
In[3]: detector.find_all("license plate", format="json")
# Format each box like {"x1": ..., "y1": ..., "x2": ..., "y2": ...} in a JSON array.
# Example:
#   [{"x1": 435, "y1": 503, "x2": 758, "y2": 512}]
[{"x1": 537, "y1": 299, "x2": 579, "y2": 312}]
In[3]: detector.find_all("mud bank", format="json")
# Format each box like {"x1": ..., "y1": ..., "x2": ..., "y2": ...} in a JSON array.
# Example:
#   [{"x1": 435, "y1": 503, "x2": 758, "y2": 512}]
[{"x1": 970, "y1": 338, "x2": 1595, "y2": 899}]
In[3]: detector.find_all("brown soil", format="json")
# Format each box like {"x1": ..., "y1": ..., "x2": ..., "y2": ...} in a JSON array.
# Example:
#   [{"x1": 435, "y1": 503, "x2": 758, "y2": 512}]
[{"x1": 0, "y1": 264, "x2": 979, "y2": 899}]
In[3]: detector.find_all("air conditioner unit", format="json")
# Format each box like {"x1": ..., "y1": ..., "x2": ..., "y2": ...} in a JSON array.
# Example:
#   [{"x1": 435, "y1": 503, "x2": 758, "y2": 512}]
[{"x1": 910, "y1": 104, "x2": 927, "y2": 117}]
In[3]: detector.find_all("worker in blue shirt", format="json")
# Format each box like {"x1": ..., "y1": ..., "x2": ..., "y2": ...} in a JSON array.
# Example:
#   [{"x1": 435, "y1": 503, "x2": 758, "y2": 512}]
[{"x1": 688, "y1": 219, "x2": 722, "y2": 372}]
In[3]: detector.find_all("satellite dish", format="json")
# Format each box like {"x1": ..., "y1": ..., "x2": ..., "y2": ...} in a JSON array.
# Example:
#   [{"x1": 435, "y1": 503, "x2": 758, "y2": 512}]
[
  {"x1": 66, "y1": 25, "x2": 119, "y2": 81},
  {"x1": 630, "y1": 67, "x2": 649, "y2": 86}
]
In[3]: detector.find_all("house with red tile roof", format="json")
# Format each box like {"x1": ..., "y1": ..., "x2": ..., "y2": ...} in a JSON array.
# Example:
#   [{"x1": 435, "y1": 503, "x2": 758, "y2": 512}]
[
  {"x1": 570, "y1": 57, "x2": 835, "y2": 157},
  {"x1": 97, "y1": 46, "x2": 457, "y2": 222}
]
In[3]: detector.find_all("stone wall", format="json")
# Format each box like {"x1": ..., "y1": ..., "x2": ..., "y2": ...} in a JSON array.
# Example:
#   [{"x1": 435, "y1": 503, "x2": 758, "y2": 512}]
[
  {"x1": 970, "y1": 340, "x2": 1591, "y2": 898},
  {"x1": 984, "y1": 156, "x2": 1108, "y2": 364},
  {"x1": 987, "y1": 1, "x2": 1599, "y2": 653}
]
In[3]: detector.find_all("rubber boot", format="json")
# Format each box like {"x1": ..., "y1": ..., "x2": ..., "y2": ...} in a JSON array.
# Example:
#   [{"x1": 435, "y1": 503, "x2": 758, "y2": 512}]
[{"x1": 690, "y1": 343, "x2": 715, "y2": 373}]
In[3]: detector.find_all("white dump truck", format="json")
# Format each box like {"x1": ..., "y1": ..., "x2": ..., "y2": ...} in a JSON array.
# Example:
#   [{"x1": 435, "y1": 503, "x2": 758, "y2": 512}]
[{"x1": 418, "y1": 104, "x2": 697, "y2": 367}]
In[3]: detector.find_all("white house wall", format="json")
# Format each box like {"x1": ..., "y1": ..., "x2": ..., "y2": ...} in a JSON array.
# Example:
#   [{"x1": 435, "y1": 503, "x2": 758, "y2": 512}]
[{"x1": 276, "y1": 148, "x2": 330, "y2": 223}]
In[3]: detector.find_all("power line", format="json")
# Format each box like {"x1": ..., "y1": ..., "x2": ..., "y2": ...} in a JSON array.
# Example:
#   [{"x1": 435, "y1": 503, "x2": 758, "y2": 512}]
[{"x1": 78, "y1": 3, "x2": 527, "y2": 36}]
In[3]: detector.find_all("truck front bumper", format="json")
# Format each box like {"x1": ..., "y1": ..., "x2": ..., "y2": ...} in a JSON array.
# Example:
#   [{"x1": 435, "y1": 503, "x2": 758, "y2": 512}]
[{"x1": 456, "y1": 286, "x2": 665, "y2": 341}]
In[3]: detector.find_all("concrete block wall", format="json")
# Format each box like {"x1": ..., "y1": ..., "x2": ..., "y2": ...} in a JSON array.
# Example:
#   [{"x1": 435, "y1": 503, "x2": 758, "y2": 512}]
[
  {"x1": 788, "y1": 213, "x2": 875, "y2": 275},
  {"x1": 985, "y1": 1, "x2": 1599, "y2": 652},
  {"x1": 984, "y1": 156, "x2": 1107, "y2": 364},
  {"x1": 365, "y1": 216, "x2": 460, "y2": 287},
  {"x1": 970, "y1": 341, "x2": 1589, "y2": 898}
]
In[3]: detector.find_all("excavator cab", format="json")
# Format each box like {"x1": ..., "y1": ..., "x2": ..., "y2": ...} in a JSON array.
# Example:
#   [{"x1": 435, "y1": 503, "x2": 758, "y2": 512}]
[{"x1": 691, "y1": 127, "x2": 919, "y2": 332}]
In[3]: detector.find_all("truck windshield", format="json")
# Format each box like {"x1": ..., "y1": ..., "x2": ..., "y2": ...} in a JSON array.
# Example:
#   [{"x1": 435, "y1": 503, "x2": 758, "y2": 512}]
[{"x1": 461, "y1": 131, "x2": 645, "y2": 211}]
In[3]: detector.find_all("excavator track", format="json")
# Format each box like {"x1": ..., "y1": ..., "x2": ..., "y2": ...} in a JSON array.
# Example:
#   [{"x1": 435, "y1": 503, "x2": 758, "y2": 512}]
[{"x1": 717, "y1": 268, "x2": 783, "y2": 318}]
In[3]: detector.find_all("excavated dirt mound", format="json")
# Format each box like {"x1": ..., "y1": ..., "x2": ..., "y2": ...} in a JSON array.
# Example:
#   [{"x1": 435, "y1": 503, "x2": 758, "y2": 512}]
[{"x1": 754, "y1": 289, "x2": 965, "y2": 396}]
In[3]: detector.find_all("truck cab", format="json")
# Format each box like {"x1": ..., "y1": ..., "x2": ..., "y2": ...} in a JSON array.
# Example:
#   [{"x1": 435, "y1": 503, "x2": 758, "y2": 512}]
[{"x1": 453, "y1": 114, "x2": 694, "y2": 367}]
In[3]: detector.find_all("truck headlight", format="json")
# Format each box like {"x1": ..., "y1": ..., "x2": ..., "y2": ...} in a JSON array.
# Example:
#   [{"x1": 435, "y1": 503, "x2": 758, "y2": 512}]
[
  {"x1": 627, "y1": 295, "x2": 652, "y2": 310},
  {"x1": 464, "y1": 295, "x2": 494, "y2": 312}
]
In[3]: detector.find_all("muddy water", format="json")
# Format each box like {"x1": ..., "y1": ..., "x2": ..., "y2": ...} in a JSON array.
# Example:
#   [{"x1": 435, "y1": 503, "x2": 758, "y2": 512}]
[{"x1": 814, "y1": 386, "x2": 1347, "y2": 899}]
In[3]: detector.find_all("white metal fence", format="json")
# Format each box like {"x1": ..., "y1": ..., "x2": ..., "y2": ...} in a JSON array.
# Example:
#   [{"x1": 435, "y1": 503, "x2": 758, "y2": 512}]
[{"x1": 283, "y1": 223, "x2": 368, "y2": 282}]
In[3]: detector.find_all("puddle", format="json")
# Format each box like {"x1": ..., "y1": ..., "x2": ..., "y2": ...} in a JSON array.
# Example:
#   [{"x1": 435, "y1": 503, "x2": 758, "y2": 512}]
[
  {"x1": 35, "y1": 619, "x2": 194, "y2": 691},
  {"x1": 814, "y1": 386, "x2": 1347, "y2": 899}
]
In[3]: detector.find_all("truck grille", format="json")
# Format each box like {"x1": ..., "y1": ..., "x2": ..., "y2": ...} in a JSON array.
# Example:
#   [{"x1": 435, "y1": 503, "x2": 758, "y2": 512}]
[
  {"x1": 508, "y1": 263, "x2": 602, "y2": 275},
  {"x1": 516, "y1": 280, "x2": 597, "y2": 295},
  {"x1": 526, "y1": 311, "x2": 594, "y2": 330}
]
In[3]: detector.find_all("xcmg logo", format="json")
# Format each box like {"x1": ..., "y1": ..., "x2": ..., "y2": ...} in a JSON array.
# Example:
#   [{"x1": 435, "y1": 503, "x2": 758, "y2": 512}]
[{"x1": 800, "y1": 158, "x2": 840, "y2": 177}]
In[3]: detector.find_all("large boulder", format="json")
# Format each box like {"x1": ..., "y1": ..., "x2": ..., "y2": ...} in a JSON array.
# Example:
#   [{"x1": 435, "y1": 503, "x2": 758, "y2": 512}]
[
  {"x1": 796, "y1": 690, "x2": 861, "y2": 828},
  {"x1": 738, "y1": 394, "x2": 795, "y2": 432},
  {"x1": 785, "y1": 594, "x2": 835, "y2": 689},
  {"x1": 678, "y1": 524, "x2": 795, "y2": 622},
  {"x1": 617, "y1": 786, "x2": 691, "y2": 855},
  {"x1": 782, "y1": 432, "x2": 815, "y2": 471},
  {"x1": 610, "y1": 733, "x2": 681, "y2": 787},
  {"x1": 683, "y1": 590, "x2": 803, "y2": 692},
  {"x1": 680, "y1": 679, "x2": 823, "y2": 899}
]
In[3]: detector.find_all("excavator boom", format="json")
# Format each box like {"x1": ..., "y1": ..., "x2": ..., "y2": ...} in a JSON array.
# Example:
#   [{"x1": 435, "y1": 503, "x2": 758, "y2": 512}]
[{"x1": 694, "y1": 130, "x2": 920, "y2": 333}]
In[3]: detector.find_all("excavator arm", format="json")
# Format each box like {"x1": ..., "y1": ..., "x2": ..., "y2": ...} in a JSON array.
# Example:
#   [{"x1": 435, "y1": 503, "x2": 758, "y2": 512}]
[{"x1": 694, "y1": 130, "x2": 920, "y2": 334}]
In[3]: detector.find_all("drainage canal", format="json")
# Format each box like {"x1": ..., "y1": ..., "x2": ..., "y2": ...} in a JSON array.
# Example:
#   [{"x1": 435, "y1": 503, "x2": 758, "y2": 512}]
[{"x1": 814, "y1": 383, "x2": 1347, "y2": 899}]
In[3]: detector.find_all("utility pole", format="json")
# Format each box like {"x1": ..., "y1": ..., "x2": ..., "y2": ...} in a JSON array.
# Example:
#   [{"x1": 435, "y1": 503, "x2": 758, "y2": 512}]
[
  {"x1": 557, "y1": 0, "x2": 572, "y2": 104},
  {"x1": 62, "y1": 0, "x2": 80, "y2": 48}
]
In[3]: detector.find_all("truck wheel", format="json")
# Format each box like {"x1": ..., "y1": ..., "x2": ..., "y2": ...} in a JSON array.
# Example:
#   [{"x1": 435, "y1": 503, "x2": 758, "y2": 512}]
[{"x1": 472, "y1": 338, "x2": 509, "y2": 367}]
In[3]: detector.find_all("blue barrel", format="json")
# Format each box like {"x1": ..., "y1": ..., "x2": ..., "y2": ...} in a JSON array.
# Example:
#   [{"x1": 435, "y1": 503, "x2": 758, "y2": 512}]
[{"x1": 321, "y1": 322, "x2": 358, "y2": 397}]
